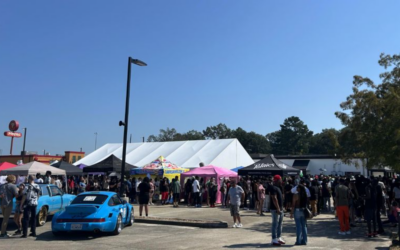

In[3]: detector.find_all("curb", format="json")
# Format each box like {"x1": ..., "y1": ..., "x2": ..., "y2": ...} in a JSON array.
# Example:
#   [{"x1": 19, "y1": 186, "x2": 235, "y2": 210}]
[{"x1": 135, "y1": 217, "x2": 228, "y2": 228}]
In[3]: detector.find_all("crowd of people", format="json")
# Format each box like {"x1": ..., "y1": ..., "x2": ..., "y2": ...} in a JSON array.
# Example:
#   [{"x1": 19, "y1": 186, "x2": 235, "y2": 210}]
[
  {"x1": 2, "y1": 170, "x2": 400, "y2": 245},
  {"x1": 224, "y1": 173, "x2": 400, "y2": 246}
]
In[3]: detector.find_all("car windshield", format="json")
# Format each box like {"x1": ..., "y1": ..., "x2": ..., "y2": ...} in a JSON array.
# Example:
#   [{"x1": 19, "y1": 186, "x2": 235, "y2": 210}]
[{"x1": 71, "y1": 194, "x2": 108, "y2": 205}]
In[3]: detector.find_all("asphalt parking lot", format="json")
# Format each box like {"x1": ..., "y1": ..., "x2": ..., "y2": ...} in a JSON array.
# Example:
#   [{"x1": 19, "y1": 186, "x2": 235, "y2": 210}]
[{"x1": 0, "y1": 205, "x2": 392, "y2": 250}]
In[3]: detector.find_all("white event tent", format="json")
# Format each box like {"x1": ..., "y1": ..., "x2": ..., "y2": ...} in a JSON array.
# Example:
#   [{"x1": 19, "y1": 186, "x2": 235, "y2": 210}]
[{"x1": 74, "y1": 139, "x2": 254, "y2": 170}]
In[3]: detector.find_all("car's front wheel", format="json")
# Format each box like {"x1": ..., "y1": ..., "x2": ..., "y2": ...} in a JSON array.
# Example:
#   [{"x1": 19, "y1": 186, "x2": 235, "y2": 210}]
[
  {"x1": 112, "y1": 215, "x2": 122, "y2": 235},
  {"x1": 127, "y1": 210, "x2": 134, "y2": 226},
  {"x1": 36, "y1": 206, "x2": 48, "y2": 226}
]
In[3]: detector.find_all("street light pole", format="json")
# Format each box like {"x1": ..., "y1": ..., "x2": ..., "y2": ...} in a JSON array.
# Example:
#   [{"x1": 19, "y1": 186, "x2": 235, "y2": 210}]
[
  {"x1": 119, "y1": 56, "x2": 147, "y2": 197},
  {"x1": 22, "y1": 128, "x2": 27, "y2": 163}
]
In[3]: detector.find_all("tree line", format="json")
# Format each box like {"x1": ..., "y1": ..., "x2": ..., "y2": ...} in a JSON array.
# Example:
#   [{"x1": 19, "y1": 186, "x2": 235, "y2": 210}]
[
  {"x1": 148, "y1": 53, "x2": 400, "y2": 170},
  {"x1": 147, "y1": 117, "x2": 343, "y2": 156}
]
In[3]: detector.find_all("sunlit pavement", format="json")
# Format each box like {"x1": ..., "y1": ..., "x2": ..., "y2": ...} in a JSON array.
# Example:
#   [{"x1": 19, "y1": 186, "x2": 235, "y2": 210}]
[{"x1": 0, "y1": 204, "x2": 392, "y2": 250}]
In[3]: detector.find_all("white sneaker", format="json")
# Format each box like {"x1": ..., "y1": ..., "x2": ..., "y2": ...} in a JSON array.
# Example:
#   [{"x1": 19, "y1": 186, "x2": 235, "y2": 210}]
[
  {"x1": 232, "y1": 223, "x2": 237, "y2": 228},
  {"x1": 346, "y1": 231, "x2": 351, "y2": 235},
  {"x1": 237, "y1": 223, "x2": 243, "y2": 228},
  {"x1": 338, "y1": 231, "x2": 346, "y2": 235},
  {"x1": 271, "y1": 239, "x2": 281, "y2": 246},
  {"x1": 278, "y1": 237, "x2": 286, "y2": 244}
]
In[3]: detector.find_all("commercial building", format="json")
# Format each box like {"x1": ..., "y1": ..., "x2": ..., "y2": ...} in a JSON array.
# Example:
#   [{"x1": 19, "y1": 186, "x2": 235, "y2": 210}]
[{"x1": 0, "y1": 151, "x2": 85, "y2": 165}]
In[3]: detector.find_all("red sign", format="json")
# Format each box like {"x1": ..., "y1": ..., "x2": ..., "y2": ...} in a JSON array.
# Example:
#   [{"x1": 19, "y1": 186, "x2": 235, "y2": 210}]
[
  {"x1": 9, "y1": 120, "x2": 19, "y2": 132},
  {"x1": 4, "y1": 131, "x2": 22, "y2": 137}
]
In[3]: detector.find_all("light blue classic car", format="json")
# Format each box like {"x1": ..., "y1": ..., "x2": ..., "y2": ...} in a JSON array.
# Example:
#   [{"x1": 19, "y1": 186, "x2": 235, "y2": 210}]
[
  {"x1": 52, "y1": 191, "x2": 134, "y2": 236},
  {"x1": 0, "y1": 184, "x2": 76, "y2": 226}
]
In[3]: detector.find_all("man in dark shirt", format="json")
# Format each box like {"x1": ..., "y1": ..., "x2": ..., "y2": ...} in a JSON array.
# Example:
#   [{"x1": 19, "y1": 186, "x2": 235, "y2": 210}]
[
  {"x1": 268, "y1": 175, "x2": 285, "y2": 246},
  {"x1": 365, "y1": 178, "x2": 377, "y2": 237}
]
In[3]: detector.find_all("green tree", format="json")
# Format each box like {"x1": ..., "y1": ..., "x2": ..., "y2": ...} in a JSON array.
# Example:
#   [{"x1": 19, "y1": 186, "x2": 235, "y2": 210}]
[
  {"x1": 267, "y1": 116, "x2": 313, "y2": 155},
  {"x1": 335, "y1": 53, "x2": 400, "y2": 169},
  {"x1": 202, "y1": 123, "x2": 233, "y2": 139},
  {"x1": 309, "y1": 128, "x2": 340, "y2": 155},
  {"x1": 147, "y1": 127, "x2": 177, "y2": 142},
  {"x1": 232, "y1": 127, "x2": 271, "y2": 154},
  {"x1": 174, "y1": 130, "x2": 205, "y2": 141}
]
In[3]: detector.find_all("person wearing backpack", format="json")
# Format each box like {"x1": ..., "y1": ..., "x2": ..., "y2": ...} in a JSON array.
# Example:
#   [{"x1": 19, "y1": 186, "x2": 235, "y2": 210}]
[
  {"x1": 20, "y1": 175, "x2": 41, "y2": 238},
  {"x1": 0, "y1": 175, "x2": 18, "y2": 238}
]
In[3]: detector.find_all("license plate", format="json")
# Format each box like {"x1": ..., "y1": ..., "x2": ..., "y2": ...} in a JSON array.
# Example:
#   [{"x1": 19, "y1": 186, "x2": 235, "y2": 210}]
[{"x1": 71, "y1": 224, "x2": 83, "y2": 230}]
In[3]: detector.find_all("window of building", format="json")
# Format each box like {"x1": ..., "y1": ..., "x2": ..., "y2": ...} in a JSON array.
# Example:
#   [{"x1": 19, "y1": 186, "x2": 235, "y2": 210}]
[
  {"x1": 72, "y1": 156, "x2": 76, "y2": 163},
  {"x1": 78, "y1": 156, "x2": 82, "y2": 160}
]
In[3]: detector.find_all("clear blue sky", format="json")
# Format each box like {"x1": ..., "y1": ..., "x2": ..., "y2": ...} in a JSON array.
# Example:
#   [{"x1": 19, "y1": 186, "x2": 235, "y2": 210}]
[{"x1": 1, "y1": 0, "x2": 399, "y2": 156}]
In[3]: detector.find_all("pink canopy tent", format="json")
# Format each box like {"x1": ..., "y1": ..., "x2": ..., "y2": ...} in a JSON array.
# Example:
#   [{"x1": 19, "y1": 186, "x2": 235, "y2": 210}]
[
  {"x1": 180, "y1": 165, "x2": 238, "y2": 204},
  {"x1": 0, "y1": 162, "x2": 17, "y2": 171}
]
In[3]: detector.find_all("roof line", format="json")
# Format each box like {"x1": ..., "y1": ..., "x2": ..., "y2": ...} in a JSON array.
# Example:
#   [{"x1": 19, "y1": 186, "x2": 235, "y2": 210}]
[
  {"x1": 180, "y1": 139, "x2": 215, "y2": 167},
  {"x1": 209, "y1": 139, "x2": 236, "y2": 166}
]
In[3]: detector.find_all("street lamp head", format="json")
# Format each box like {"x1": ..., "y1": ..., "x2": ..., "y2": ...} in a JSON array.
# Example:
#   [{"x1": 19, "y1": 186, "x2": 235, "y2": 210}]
[
  {"x1": 119, "y1": 121, "x2": 126, "y2": 126},
  {"x1": 130, "y1": 58, "x2": 147, "y2": 66}
]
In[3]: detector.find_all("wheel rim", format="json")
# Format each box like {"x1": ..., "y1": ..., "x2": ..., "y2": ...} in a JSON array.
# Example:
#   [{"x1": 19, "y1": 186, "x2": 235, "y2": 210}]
[
  {"x1": 117, "y1": 216, "x2": 122, "y2": 233},
  {"x1": 39, "y1": 207, "x2": 47, "y2": 225}
]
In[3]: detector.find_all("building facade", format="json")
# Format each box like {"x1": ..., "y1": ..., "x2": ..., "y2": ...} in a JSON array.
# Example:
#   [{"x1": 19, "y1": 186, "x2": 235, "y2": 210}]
[{"x1": 0, "y1": 151, "x2": 85, "y2": 165}]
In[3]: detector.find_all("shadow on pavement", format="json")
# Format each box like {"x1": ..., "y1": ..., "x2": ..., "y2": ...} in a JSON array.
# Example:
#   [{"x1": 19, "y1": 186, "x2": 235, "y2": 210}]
[
  {"x1": 35, "y1": 231, "x2": 103, "y2": 241},
  {"x1": 244, "y1": 215, "x2": 391, "y2": 243},
  {"x1": 223, "y1": 243, "x2": 295, "y2": 248}
]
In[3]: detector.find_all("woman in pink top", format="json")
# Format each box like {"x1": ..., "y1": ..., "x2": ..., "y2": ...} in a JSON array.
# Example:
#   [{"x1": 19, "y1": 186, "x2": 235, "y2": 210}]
[{"x1": 257, "y1": 180, "x2": 266, "y2": 216}]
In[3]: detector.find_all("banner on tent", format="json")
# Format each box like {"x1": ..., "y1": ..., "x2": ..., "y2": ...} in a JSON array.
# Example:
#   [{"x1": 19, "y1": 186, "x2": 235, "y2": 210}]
[{"x1": 130, "y1": 169, "x2": 163, "y2": 175}]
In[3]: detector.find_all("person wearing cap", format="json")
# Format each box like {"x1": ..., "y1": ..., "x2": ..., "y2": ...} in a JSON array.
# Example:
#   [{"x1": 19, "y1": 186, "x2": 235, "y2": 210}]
[
  {"x1": 268, "y1": 175, "x2": 285, "y2": 246},
  {"x1": 20, "y1": 175, "x2": 40, "y2": 238}
]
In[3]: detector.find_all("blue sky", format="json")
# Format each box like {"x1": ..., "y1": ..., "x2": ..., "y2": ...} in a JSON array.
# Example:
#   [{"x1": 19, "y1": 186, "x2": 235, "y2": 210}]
[{"x1": 1, "y1": 0, "x2": 399, "y2": 156}]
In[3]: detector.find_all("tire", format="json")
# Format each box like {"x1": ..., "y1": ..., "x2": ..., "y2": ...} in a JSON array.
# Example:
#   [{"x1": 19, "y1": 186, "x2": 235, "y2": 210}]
[
  {"x1": 36, "y1": 206, "x2": 48, "y2": 227},
  {"x1": 127, "y1": 210, "x2": 134, "y2": 226},
  {"x1": 112, "y1": 215, "x2": 122, "y2": 235}
]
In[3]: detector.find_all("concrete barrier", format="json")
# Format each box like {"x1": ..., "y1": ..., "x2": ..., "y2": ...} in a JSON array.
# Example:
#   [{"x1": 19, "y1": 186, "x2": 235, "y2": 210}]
[{"x1": 135, "y1": 217, "x2": 228, "y2": 228}]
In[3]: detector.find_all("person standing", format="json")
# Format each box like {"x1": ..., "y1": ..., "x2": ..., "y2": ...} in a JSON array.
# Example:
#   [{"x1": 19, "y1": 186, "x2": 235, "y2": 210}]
[
  {"x1": 309, "y1": 180, "x2": 319, "y2": 216},
  {"x1": 226, "y1": 180, "x2": 244, "y2": 228},
  {"x1": 13, "y1": 183, "x2": 25, "y2": 235},
  {"x1": 138, "y1": 177, "x2": 151, "y2": 217},
  {"x1": 184, "y1": 178, "x2": 192, "y2": 206},
  {"x1": 268, "y1": 175, "x2": 285, "y2": 246},
  {"x1": 172, "y1": 176, "x2": 181, "y2": 208},
  {"x1": 335, "y1": 178, "x2": 351, "y2": 235},
  {"x1": 208, "y1": 178, "x2": 217, "y2": 208},
  {"x1": 136, "y1": 177, "x2": 142, "y2": 203},
  {"x1": 322, "y1": 179, "x2": 332, "y2": 212},
  {"x1": 44, "y1": 171, "x2": 52, "y2": 184},
  {"x1": 284, "y1": 178, "x2": 293, "y2": 213},
  {"x1": 192, "y1": 176, "x2": 200, "y2": 207},
  {"x1": 160, "y1": 177, "x2": 169, "y2": 205},
  {"x1": 365, "y1": 178, "x2": 378, "y2": 237},
  {"x1": 257, "y1": 180, "x2": 266, "y2": 216},
  {"x1": 20, "y1": 175, "x2": 40, "y2": 238},
  {"x1": 0, "y1": 175, "x2": 18, "y2": 238},
  {"x1": 219, "y1": 179, "x2": 227, "y2": 207},
  {"x1": 34, "y1": 173, "x2": 43, "y2": 184},
  {"x1": 290, "y1": 184, "x2": 308, "y2": 245},
  {"x1": 373, "y1": 179, "x2": 385, "y2": 234},
  {"x1": 149, "y1": 178, "x2": 155, "y2": 205}
]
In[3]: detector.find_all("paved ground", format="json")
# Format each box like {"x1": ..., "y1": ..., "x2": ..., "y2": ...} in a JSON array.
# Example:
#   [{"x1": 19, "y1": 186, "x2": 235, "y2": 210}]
[{"x1": 0, "y1": 204, "x2": 393, "y2": 250}]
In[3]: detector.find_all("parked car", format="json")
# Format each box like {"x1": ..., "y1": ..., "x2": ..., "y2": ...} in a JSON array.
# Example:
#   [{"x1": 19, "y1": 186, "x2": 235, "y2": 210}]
[
  {"x1": 52, "y1": 191, "x2": 134, "y2": 236},
  {"x1": 0, "y1": 183, "x2": 76, "y2": 226}
]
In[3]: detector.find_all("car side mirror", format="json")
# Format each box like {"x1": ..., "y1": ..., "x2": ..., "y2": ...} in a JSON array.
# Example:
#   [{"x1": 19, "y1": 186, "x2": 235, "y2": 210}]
[{"x1": 122, "y1": 200, "x2": 127, "y2": 205}]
